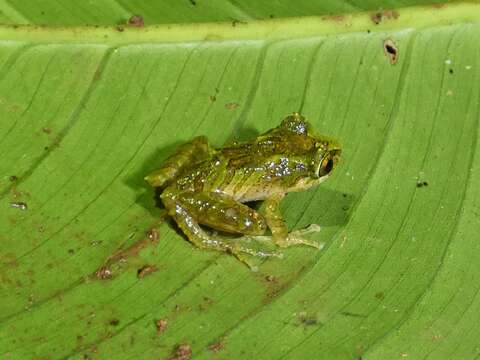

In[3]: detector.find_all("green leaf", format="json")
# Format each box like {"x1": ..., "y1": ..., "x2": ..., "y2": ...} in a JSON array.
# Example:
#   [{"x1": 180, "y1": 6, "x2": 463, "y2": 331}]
[{"x1": 1, "y1": 3, "x2": 480, "y2": 359}]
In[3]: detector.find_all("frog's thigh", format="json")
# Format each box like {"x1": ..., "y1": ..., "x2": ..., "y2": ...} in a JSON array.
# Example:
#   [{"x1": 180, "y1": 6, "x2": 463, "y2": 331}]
[
  {"x1": 163, "y1": 191, "x2": 279, "y2": 260},
  {"x1": 145, "y1": 136, "x2": 210, "y2": 187},
  {"x1": 177, "y1": 191, "x2": 267, "y2": 236},
  {"x1": 162, "y1": 193, "x2": 237, "y2": 254}
]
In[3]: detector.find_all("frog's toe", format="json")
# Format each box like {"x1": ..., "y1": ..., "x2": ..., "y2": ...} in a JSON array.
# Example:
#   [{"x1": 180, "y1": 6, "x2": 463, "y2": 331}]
[
  {"x1": 278, "y1": 224, "x2": 324, "y2": 250},
  {"x1": 233, "y1": 251, "x2": 282, "y2": 271}
]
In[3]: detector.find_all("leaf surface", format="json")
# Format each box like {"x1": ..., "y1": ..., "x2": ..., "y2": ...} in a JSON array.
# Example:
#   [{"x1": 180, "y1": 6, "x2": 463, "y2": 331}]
[{"x1": 1, "y1": 3, "x2": 480, "y2": 359}]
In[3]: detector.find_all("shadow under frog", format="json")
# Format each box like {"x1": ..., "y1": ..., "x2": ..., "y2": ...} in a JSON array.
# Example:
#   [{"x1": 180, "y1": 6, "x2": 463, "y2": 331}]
[{"x1": 128, "y1": 114, "x2": 352, "y2": 266}]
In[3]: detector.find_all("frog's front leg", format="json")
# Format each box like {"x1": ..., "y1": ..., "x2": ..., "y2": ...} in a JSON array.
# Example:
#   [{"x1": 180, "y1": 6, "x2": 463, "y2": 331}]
[
  {"x1": 263, "y1": 194, "x2": 323, "y2": 249},
  {"x1": 160, "y1": 189, "x2": 282, "y2": 262},
  {"x1": 145, "y1": 136, "x2": 210, "y2": 188}
]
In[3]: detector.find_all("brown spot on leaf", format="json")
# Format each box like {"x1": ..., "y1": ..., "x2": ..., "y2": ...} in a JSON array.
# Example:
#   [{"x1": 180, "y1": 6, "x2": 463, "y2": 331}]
[
  {"x1": 225, "y1": 102, "x2": 239, "y2": 110},
  {"x1": 137, "y1": 265, "x2": 158, "y2": 279},
  {"x1": 327, "y1": 14, "x2": 345, "y2": 22},
  {"x1": 208, "y1": 341, "x2": 224, "y2": 352},
  {"x1": 155, "y1": 318, "x2": 168, "y2": 335},
  {"x1": 128, "y1": 15, "x2": 144, "y2": 27},
  {"x1": 95, "y1": 266, "x2": 112, "y2": 280},
  {"x1": 371, "y1": 12, "x2": 382, "y2": 24},
  {"x1": 383, "y1": 39, "x2": 398, "y2": 65},
  {"x1": 265, "y1": 275, "x2": 277, "y2": 282},
  {"x1": 371, "y1": 10, "x2": 399, "y2": 24},
  {"x1": 169, "y1": 343, "x2": 192, "y2": 360},
  {"x1": 146, "y1": 228, "x2": 159, "y2": 242}
]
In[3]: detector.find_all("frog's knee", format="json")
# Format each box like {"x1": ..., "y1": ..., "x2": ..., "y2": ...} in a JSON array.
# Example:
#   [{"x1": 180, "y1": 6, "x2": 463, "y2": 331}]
[
  {"x1": 238, "y1": 212, "x2": 267, "y2": 236},
  {"x1": 221, "y1": 207, "x2": 266, "y2": 236}
]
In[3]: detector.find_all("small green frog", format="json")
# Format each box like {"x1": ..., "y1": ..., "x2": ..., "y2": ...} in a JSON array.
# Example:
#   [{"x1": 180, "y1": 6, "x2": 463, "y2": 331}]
[{"x1": 145, "y1": 113, "x2": 341, "y2": 263}]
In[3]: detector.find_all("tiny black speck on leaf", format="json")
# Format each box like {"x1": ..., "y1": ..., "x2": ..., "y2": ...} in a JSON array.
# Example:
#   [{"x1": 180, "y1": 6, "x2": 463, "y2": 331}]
[{"x1": 417, "y1": 181, "x2": 429, "y2": 188}]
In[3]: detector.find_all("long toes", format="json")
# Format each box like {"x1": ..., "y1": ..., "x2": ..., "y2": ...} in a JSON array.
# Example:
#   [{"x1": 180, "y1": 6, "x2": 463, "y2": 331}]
[
  {"x1": 295, "y1": 224, "x2": 321, "y2": 236},
  {"x1": 286, "y1": 236, "x2": 324, "y2": 250}
]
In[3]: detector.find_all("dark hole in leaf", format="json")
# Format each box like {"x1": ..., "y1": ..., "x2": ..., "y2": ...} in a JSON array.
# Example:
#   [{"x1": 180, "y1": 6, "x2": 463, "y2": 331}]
[{"x1": 383, "y1": 39, "x2": 398, "y2": 65}]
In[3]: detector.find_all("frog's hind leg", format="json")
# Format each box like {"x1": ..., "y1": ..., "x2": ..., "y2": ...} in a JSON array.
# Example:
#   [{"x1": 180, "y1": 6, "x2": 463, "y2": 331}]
[
  {"x1": 145, "y1": 136, "x2": 211, "y2": 188},
  {"x1": 161, "y1": 191, "x2": 282, "y2": 264},
  {"x1": 258, "y1": 195, "x2": 324, "y2": 249}
]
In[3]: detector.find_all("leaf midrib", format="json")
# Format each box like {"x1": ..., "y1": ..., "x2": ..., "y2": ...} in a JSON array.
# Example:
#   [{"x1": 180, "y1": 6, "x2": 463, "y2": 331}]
[{"x1": 0, "y1": 3, "x2": 478, "y2": 45}]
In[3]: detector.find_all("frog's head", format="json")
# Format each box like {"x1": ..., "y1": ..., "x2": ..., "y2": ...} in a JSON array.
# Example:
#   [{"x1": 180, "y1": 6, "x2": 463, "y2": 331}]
[{"x1": 281, "y1": 112, "x2": 341, "y2": 180}]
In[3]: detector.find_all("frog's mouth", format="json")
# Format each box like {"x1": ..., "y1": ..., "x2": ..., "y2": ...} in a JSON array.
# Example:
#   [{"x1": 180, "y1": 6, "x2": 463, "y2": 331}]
[{"x1": 315, "y1": 149, "x2": 341, "y2": 178}]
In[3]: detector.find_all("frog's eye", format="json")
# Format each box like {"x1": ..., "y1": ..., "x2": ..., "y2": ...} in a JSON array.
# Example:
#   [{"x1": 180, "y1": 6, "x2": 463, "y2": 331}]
[{"x1": 319, "y1": 156, "x2": 335, "y2": 177}]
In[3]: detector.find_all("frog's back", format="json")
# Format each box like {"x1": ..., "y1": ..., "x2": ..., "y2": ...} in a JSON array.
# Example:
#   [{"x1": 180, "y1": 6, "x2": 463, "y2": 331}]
[{"x1": 181, "y1": 135, "x2": 316, "y2": 202}]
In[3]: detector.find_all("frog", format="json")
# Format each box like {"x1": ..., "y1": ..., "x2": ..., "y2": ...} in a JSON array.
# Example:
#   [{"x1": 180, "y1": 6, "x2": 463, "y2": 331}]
[{"x1": 145, "y1": 113, "x2": 341, "y2": 264}]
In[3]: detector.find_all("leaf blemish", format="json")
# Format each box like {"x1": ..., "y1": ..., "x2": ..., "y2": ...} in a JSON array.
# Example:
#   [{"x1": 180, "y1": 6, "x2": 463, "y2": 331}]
[
  {"x1": 137, "y1": 265, "x2": 158, "y2": 278},
  {"x1": 383, "y1": 39, "x2": 398, "y2": 65},
  {"x1": 297, "y1": 311, "x2": 318, "y2": 326},
  {"x1": 10, "y1": 202, "x2": 27, "y2": 210},
  {"x1": 208, "y1": 340, "x2": 224, "y2": 352},
  {"x1": 231, "y1": 19, "x2": 247, "y2": 27},
  {"x1": 371, "y1": 10, "x2": 399, "y2": 25},
  {"x1": 155, "y1": 318, "x2": 168, "y2": 335},
  {"x1": 128, "y1": 15, "x2": 144, "y2": 27},
  {"x1": 416, "y1": 181, "x2": 429, "y2": 188},
  {"x1": 169, "y1": 343, "x2": 192, "y2": 360}
]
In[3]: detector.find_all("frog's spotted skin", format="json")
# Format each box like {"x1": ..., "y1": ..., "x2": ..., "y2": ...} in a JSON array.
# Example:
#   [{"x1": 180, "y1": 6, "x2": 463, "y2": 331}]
[{"x1": 145, "y1": 113, "x2": 341, "y2": 266}]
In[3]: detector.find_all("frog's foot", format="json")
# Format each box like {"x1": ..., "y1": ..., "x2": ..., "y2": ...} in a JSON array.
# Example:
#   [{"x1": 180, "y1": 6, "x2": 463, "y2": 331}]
[
  {"x1": 238, "y1": 224, "x2": 323, "y2": 251},
  {"x1": 278, "y1": 224, "x2": 324, "y2": 249},
  {"x1": 209, "y1": 231, "x2": 283, "y2": 269}
]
